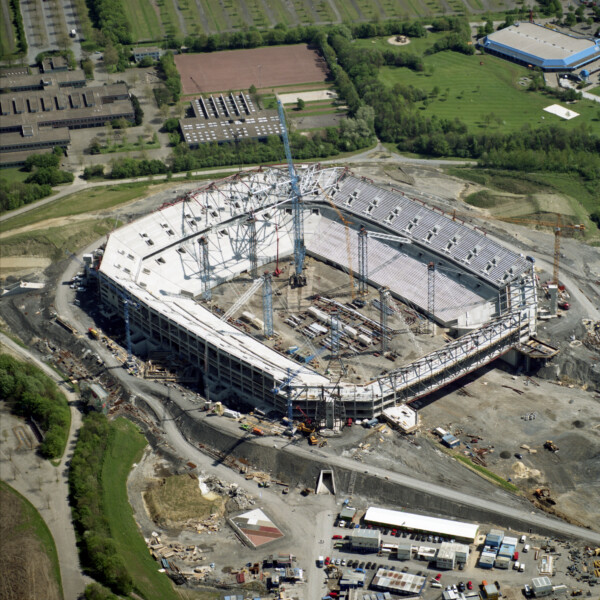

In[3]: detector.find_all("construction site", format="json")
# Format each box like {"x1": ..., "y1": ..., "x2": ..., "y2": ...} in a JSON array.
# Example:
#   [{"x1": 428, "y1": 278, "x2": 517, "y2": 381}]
[{"x1": 96, "y1": 158, "x2": 543, "y2": 431}]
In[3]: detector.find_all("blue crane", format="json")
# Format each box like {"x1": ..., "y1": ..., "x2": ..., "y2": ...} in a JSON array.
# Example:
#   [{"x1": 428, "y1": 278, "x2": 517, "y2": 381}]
[
  {"x1": 65, "y1": 250, "x2": 139, "y2": 365},
  {"x1": 277, "y1": 100, "x2": 306, "y2": 288}
]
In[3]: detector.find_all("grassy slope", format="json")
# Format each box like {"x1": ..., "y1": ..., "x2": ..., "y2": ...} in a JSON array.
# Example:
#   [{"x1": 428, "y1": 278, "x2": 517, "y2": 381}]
[
  {"x1": 0, "y1": 166, "x2": 30, "y2": 184},
  {"x1": 102, "y1": 418, "x2": 179, "y2": 600},
  {"x1": 378, "y1": 51, "x2": 599, "y2": 132},
  {"x1": 0, "y1": 481, "x2": 64, "y2": 598},
  {"x1": 0, "y1": 182, "x2": 159, "y2": 234}
]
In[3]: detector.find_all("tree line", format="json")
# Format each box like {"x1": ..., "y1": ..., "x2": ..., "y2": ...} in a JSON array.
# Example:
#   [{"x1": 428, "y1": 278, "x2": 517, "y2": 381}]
[
  {"x1": 0, "y1": 354, "x2": 70, "y2": 459},
  {"x1": 69, "y1": 412, "x2": 133, "y2": 595},
  {"x1": 85, "y1": 0, "x2": 131, "y2": 45},
  {"x1": 326, "y1": 28, "x2": 600, "y2": 182},
  {"x1": 9, "y1": 0, "x2": 27, "y2": 55}
]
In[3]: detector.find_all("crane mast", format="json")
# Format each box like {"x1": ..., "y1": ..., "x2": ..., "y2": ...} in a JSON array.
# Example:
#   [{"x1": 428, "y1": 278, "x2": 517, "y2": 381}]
[{"x1": 277, "y1": 100, "x2": 306, "y2": 288}]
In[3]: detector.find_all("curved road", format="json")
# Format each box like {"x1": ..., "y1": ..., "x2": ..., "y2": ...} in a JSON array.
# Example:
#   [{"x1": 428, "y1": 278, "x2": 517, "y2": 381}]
[
  {"x1": 55, "y1": 265, "x2": 600, "y2": 546},
  {"x1": 0, "y1": 333, "x2": 92, "y2": 600},
  {"x1": 0, "y1": 146, "x2": 474, "y2": 226}
]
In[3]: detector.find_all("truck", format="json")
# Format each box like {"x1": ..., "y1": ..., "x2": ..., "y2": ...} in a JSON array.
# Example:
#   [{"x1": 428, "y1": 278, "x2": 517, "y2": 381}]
[
  {"x1": 251, "y1": 427, "x2": 264, "y2": 436},
  {"x1": 364, "y1": 418, "x2": 379, "y2": 428},
  {"x1": 308, "y1": 434, "x2": 318, "y2": 445},
  {"x1": 69, "y1": 29, "x2": 76, "y2": 37},
  {"x1": 88, "y1": 327, "x2": 99, "y2": 339},
  {"x1": 317, "y1": 556, "x2": 324, "y2": 568}
]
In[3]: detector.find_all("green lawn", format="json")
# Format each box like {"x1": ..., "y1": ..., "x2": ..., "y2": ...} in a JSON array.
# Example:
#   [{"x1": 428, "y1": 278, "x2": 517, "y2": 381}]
[
  {"x1": 0, "y1": 167, "x2": 30, "y2": 184},
  {"x1": 378, "y1": 52, "x2": 600, "y2": 132},
  {"x1": 123, "y1": 0, "x2": 163, "y2": 42},
  {"x1": 0, "y1": 481, "x2": 63, "y2": 599},
  {"x1": 586, "y1": 86, "x2": 600, "y2": 97},
  {"x1": 0, "y1": 181, "x2": 161, "y2": 234},
  {"x1": 102, "y1": 418, "x2": 179, "y2": 600}
]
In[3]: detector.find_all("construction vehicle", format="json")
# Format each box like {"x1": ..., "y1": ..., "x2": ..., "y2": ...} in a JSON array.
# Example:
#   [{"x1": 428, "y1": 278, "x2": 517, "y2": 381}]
[
  {"x1": 544, "y1": 440, "x2": 559, "y2": 453},
  {"x1": 534, "y1": 488, "x2": 556, "y2": 505},
  {"x1": 252, "y1": 427, "x2": 264, "y2": 436},
  {"x1": 297, "y1": 422, "x2": 316, "y2": 435},
  {"x1": 308, "y1": 434, "x2": 318, "y2": 445},
  {"x1": 88, "y1": 327, "x2": 99, "y2": 339},
  {"x1": 319, "y1": 440, "x2": 328, "y2": 447}
]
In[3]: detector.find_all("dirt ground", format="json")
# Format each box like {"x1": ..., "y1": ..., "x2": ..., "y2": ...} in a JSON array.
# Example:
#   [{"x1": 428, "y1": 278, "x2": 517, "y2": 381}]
[
  {"x1": 0, "y1": 485, "x2": 61, "y2": 600},
  {"x1": 175, "y1": 45, "x2": 328, "y2": 94}
]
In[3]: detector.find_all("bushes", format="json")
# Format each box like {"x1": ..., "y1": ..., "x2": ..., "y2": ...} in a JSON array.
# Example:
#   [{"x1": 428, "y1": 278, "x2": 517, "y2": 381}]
[
  {"x1": 0, "y1": 180, "x2": 52, "y2": 212},
  {"x1": 0, "y1": 354, "x2": 70, "y2": 459},
  {"x1": 69, "y1": 413, "x2": 133, "y2": 595},
  {"x1": 25, "y1": 168, "x2": 74, "y2": 186},
  {"x1": 83, "y1": 165, "x2": 105, "y2": 179},
  {"x1": 130, "y1": 94, "x2": 143, "y2": 126},
  {"x1": 85, "y1": 0, "x2": 131, "y2": 45},
  {"x1": 157, "y1": 53, "x2": 181, "y2": 104}
]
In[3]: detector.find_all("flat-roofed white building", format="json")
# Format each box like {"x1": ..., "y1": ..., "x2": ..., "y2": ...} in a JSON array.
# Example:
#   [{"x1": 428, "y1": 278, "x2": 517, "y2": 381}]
[
  {"x1": 436, "y1": 541, "x2": 469, "y2": 569},
  {"x1": 350, "y1": 528, "x2": 381, "y2": 552},
  {"x1": 364, "y1": 506, "x2": 479, "y2": 543},
  {"x1": 532, "y1": 576, "x2": 553, "y2": 597}
]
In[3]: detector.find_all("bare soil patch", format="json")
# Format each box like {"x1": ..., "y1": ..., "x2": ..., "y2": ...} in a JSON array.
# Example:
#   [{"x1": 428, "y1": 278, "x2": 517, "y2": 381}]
[
  {"x1": 175, "y1": 45, "x2": 329, "y2": 94},
  {"x1": 387, "y1": 35, "x2": 411, "y2": 46},
  {"x1": 145, "y1": 474, "x2": 226, "y2": 530}
]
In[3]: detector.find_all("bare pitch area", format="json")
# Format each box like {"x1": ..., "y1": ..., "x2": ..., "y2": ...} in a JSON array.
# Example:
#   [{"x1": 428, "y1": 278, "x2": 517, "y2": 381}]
[{"x1": 175, "y1": 45, "x2": 328, "y2": 94}]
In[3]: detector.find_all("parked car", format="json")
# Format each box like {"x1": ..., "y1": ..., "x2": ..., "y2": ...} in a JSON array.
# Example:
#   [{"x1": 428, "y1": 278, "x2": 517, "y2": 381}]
[
  {"x1": 325, "y1": 556, "x2": 330, "y2": 565},
  {"x1": 435, "y1": 574, "x2": 442, "y2": 582},
  {"x1": 333, "y1": 535, "x2": 342, "y2": 539},
  {"x1": 467, "y1": 581, "x2": 473, "y2": 590}
]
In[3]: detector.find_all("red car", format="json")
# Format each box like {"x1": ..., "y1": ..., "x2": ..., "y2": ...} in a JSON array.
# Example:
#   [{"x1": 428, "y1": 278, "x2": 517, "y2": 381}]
[
  {"x1": 325, "y1": 556, "x2": 330, "y2": 566},
  {"x1": 558, "y1": 301, "x2": 570, "y2": 310},
  {"x1": 435, "y1": 573, "x2": 442, "y2": 582},
  {"x1": 467, "y1": 581, "x2": 473, "y2": 590},
  {"x1": 391, "y1": 529, "x2": 397, "y2": 535},
  {"x1": 514, "y1": 551, "x2": 519, "y2": 561},
  {"x1": 332, "y1": 535, "x2": 343, "y2": 540}
]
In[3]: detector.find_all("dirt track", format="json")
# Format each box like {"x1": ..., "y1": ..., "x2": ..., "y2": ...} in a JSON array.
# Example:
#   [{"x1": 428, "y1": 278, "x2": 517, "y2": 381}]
[{"x1": 175, "y1": 45, "x2": 328, "y2": 94}]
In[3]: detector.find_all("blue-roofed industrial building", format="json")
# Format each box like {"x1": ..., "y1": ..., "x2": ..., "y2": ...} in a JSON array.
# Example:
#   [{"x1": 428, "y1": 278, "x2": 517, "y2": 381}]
[
  {"x1": 485, "y1": 529, "x2": 504, "y2": 548},
  {"x1": 498, "y1": 543, "x2": 516, "y2": 559},
  {"x1": 481, "y1": 22, "x2": 600, "y2": 71}
]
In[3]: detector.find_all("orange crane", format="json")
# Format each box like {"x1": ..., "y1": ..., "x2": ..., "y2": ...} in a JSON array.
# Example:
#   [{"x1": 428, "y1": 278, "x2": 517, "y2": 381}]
[
  {"x1": 449, "y1": 210, "x2": 585, "y2": 285},
  {"x1": 318, "y1": 184, "x2": 355, "y2": 299}
]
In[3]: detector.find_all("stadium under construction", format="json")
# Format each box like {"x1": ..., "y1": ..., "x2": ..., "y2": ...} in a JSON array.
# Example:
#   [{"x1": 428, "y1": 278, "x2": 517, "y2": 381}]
[{"x1": 97, "y1": 166, "x2": 540, "y2": 427}]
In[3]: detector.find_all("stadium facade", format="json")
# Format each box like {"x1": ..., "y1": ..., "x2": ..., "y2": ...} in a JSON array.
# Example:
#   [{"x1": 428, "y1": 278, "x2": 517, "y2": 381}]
[
  {"x1": 481, "y1": 22, "x2": 600, "y2": 71},
  {"x1": 98, "y1": 167, "x2": 538, "y2": 424}
]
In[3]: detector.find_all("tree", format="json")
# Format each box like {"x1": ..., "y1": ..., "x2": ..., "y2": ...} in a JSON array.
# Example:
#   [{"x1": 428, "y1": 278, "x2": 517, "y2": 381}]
[
  {"x1": 296, "y1": 98, "x2": 306, "y2": 111},
  {"x1": 89, "y1": 137, "x2": 102, "y2": 155},
  {"x1": 103, "y1": 43, "x2": 119, "y2": 71}
]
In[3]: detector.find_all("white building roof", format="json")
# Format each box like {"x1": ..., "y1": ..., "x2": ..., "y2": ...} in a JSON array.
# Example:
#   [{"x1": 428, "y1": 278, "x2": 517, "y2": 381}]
[
  {"x1": 485, "y1": 23, "x2": 594, "y2": 61},
  {"x1": 365, "y1": 507, "x2": 479, "y2": 542}
]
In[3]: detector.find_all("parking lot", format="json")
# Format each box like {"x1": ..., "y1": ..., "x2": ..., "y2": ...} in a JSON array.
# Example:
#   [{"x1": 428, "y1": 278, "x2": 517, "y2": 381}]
[{"x1": 318, "y1": 513, "x2": 596, "y2": 600}]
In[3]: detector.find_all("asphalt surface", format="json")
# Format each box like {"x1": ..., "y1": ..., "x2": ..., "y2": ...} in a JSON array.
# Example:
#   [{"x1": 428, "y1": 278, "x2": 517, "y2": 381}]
[{"x1": 0, "y1": 333, "x2": 92, "y2": 600}]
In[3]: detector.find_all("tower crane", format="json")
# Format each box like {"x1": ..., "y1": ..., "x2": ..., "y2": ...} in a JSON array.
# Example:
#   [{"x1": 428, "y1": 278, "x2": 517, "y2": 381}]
[
  {"x1": 65, "y1": 250, "x2": 139, "y2": 365},
  {"x1": 277, "y1": 100, "x2": 306, "y2": 288}
]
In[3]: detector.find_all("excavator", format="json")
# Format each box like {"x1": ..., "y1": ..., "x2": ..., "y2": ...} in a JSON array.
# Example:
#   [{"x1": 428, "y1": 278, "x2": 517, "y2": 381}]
[{"x1": 544, "y1": 440, "x2": 559, "y2": 453}]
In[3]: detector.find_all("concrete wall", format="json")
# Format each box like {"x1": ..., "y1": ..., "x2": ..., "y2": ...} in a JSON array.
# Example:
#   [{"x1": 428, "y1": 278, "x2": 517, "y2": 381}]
[{"x1": 175, "y1": 408, "x2": 591, "y2": 542}]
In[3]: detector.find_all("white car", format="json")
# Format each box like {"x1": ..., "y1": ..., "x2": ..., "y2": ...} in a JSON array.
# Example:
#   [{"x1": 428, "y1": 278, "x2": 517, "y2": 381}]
[
  {"x1": 341, "y1": 559, "x2": 346, "y2": 566},
  {"x1": 336, "y1": 558, "x2": 341, "y2": 566}
]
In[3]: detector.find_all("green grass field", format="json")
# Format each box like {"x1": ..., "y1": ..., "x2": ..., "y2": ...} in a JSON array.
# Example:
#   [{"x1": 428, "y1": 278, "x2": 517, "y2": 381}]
[
  {"x1": 0, "y1": 181, "x2": 161, "y2": 235},
  {"x1": 102, "y1": 418, "x2": 179, "y2": 600},
  {"x1": 587, "y1": 86, "x2": 600, "y2": 97},
  {"x1": 122, "y1": 0, "x2": 163, "y2": 42},
  {"x1": 378, "y1": 52, "x2": 600, "y2": 132},
  {"x1": 0, "y1": 481, "x2": 63, "y2": 598},
  {"x1": 0, "y1": 167, "x2": 30, "y2": 184},
  {"x1": 124, "y1": 0, "x2": 517, "y2": 39}
]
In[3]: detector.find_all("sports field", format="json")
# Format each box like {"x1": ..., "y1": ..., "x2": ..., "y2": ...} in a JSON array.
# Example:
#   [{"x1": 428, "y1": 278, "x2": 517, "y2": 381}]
[
  {"x1": 378, "y1": 52, "x2": 600, "y2": 132},
  {"x1": 175, "y1": 45, "x2": 328, "y2": 94},
  {"x1": 122, "y1": 0, "x2": 162, "y2": 42}
]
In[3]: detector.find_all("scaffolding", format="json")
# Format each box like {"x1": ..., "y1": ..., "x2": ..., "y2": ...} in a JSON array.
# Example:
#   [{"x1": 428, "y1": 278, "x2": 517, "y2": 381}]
[
  {"x1": 379, "y1": 287, "x2": 390, "y2": 353},
  {"x1": 263, "y1": 271, "x2": 273, "y2": 338},
  {"x1": 199, "y1": 236, "x2": 211, "y2": 301}
]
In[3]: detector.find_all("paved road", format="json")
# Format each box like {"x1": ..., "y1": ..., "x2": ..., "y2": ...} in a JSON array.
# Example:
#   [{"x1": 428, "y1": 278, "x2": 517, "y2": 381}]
[
  {"x1": 0, "y1": 147, "x2": 475, "y2": 226},
  {"x1": 0, "y1": 333, "x2": 92, "y2": 600}
]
